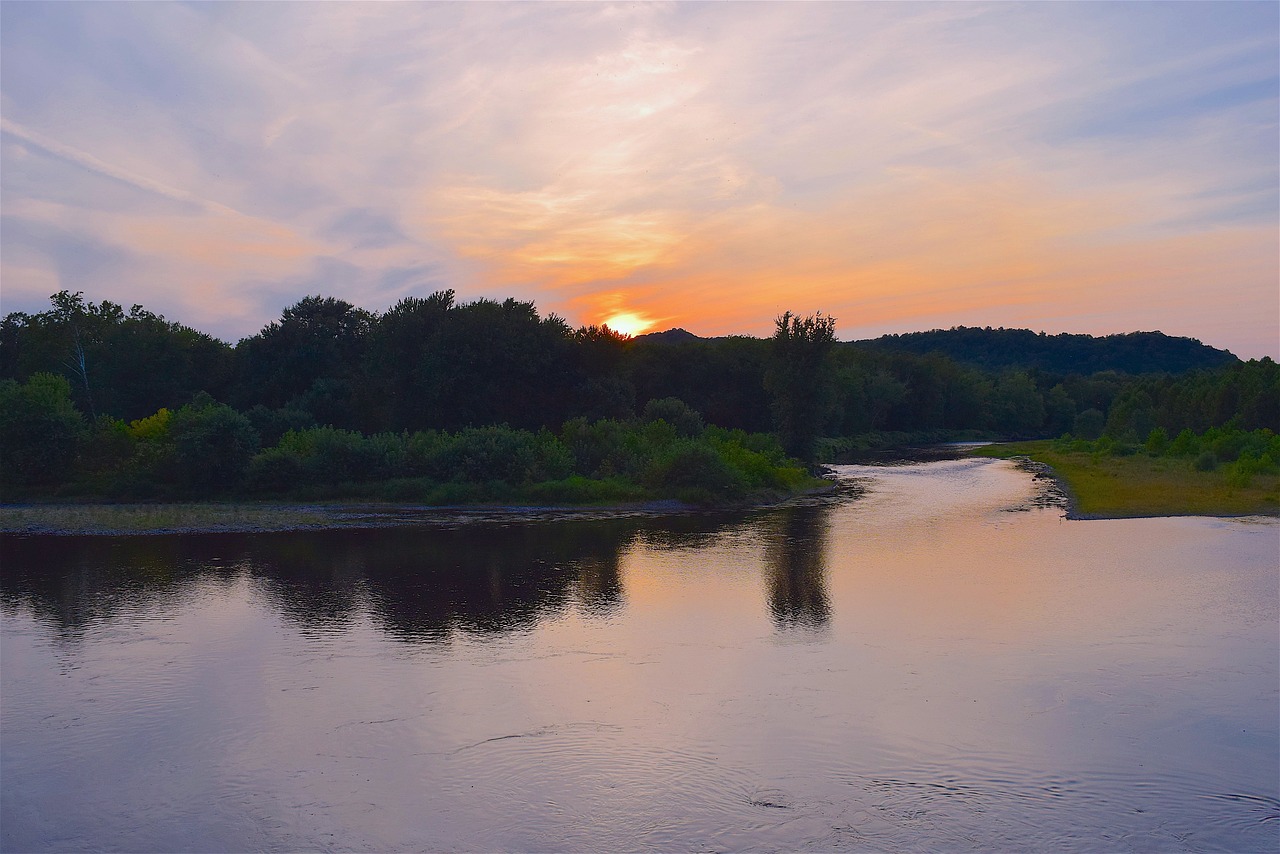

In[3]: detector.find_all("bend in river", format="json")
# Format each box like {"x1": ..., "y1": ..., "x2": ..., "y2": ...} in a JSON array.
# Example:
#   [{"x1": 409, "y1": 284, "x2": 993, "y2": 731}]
[{"x1": 2, "y1": 458, "x2": 1277, "y2": 852}]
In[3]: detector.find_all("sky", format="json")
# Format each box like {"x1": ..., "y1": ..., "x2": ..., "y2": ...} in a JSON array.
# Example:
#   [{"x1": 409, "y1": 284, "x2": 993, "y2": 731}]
[{"x1": 1, "y1": 2, "x2": 1277, "y2": 357}]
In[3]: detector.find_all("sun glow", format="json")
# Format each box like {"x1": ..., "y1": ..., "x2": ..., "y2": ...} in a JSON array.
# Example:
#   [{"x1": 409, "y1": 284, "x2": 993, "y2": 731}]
[{"x1": 602, "y1": 312, "x2": 655, "y2": 337}]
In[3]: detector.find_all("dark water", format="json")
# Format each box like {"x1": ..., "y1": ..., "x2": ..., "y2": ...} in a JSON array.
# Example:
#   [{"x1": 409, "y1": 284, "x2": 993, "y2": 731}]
[{"x1": 2, "y1": 459, "x2": 1277, "y2": 852}]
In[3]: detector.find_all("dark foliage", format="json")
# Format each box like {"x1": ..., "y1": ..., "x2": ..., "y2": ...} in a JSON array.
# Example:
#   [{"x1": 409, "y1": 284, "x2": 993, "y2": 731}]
[
  {"x1": 3, "y1": 289, "x2": 1275, "y2": 502},
  {"x1": 862, "y1": 327, "x2": 1237, "y2": 374}
]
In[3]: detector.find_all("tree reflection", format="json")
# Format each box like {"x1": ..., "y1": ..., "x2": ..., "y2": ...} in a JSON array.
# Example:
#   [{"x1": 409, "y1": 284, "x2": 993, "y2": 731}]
[
  {"x1": 1, "y1": 516, "x2": 728, "y2": 643},
  {"x1": 2, "y1": 510, "x2": 802, "y2": 643},
  {"x1": 0, "y1": 535, "x2": 237, "y2": 642},
  {"x1": 764, "y1": 503, "x2": 832, "y2": 631}
]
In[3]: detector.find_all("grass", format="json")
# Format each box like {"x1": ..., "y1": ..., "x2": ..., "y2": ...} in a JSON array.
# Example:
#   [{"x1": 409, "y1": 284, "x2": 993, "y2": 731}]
[
  {"x1": 974, "y1": 441, "x2": 1280, "y2": 518},
  {"x1": 0, "y1": 503, "x2": 367, "y2": 535},
  {"x1": 0, "y1": 476, "x2": 834, "y2": 536}
]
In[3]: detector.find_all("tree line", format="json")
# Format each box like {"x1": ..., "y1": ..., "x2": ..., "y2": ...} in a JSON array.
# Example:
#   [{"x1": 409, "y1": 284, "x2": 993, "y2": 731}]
[{"x1": 2, "y1": 290, "x2": 1276, "y2": 498}]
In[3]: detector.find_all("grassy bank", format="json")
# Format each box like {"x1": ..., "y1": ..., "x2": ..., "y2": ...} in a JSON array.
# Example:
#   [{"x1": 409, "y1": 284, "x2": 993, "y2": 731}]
[
  {"x1": 0, "y1": 476, "x2": 834, "y2": 536},
  {"x1": 0, "y1": 502, "x2": 367, "y2": 535},
  {"x1": 974, "y1": 441, "x2": 1280, "y2": 518}
]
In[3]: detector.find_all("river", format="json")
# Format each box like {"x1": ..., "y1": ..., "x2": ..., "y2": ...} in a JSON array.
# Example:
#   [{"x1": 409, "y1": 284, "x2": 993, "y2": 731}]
[{"x1": 2, "y1": 458, "x2": 1277, "y2": 852}]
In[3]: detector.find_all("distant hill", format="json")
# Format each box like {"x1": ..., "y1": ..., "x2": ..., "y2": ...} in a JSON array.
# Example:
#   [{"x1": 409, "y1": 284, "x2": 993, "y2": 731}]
[
  {"x1": 858, "y1": 327, "x2": 1238, "y2": 375},
  {"x1": 634, "y1": 325, "x2": 1238, "y2": 375},
  {"x1": 633, "y1": 327, "x2": 702, "y2": 345}
]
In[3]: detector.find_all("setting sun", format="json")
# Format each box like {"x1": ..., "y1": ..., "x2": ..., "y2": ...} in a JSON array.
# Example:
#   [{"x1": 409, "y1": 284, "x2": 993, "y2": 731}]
[{"x1": 602, "y1": 312, "x2": 655, "y2": 337}]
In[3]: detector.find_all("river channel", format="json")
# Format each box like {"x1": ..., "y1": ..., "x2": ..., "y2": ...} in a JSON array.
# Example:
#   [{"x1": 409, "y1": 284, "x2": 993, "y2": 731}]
[{"x1": 2, "y1": 459, "x2": 1277, "y2": 852}]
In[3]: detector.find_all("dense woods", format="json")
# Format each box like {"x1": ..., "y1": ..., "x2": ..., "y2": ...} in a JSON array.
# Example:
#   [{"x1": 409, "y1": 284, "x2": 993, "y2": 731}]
[{"x1": 2, "y1": 290, "x2": 1277, "y2": 501}]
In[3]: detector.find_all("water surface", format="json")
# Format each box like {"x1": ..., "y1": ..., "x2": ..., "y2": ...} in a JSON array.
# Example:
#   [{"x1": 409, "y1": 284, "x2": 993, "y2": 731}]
[{"x1": 3, "y1": 459, "x2": 1277, "y2": 851}]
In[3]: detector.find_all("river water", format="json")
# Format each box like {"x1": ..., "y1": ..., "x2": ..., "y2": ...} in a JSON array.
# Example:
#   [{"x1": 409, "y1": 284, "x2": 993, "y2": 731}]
[{"x1": 2, "y1": 459, "x2": 1277, "y2": 852}]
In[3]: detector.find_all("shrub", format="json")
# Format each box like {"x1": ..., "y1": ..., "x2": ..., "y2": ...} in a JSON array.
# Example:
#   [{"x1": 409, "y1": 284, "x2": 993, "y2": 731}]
[
  {"x1": 1193, "y1": 451, "x2": 1218, "y2": 472},
  {"x1": 642, "y1": 397, "x2": 705, "y2": 438},
  {"x1": 247, "y1": 426, "x2": 390, "y2": 491},
  {"x1": 428, "y1": 426, "x2": 542, "y2": 484},
  {"x1": 82, "y1": 416, "x2": 136, "y2": 475},
  {"x1": 523, "y1": 475, "x2": 646, "y2": 505},
  {"x1": 644, "y1": 440, "x2": 747, "y2": 501},
  {"x1": 169, "y1": 399, "x2": 260, "y2": 488},
  {"x1": 1144, "y1": 427, "x2": 1168, "y2": 455},
  {"x1": 1167, "y1": 428, "x2": 1200, "y2": 457},
  {"x1": 531, "y1": 429, "x2": 574, "y2": 481},
  {"x1": 1211, "y1": 431, "x2": 1248, "y2": 463},
  {"x1": 560, "y1": 418, "x2": 645, "y2": 478},
  {"x1": 1073, "y1": 408, "x2": 1105, "y2": 440},
  {"x1": 246, "y1": 405, "x2": 316, "y2": 447},
  {"x1": 0, "y1": 373, "x2": 86, "y2": 487},
  {"x1": 128, "y1": 408, "x2": 171, "y2": 441}
]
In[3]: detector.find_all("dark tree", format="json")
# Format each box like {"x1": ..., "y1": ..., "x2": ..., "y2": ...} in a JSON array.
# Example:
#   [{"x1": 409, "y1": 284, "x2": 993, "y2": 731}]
[
  {"x1": 765, "y1": 311, "x2": 837, "y2": 463},
  {"x1": 232, "y1": 295, "x2": 374, "y2": 422},
  {"x1": 363, "y1": 290, "x2": 457, "y2": 431},
  {"x1": 0, "y1": 292, "x2": 233, "y2": 422}
]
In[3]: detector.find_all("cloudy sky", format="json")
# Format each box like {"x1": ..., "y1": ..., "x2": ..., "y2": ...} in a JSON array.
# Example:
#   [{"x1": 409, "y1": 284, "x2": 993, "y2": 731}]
[{"x1": 2, "y1": 2, "x2": 1276, "y2": 355}]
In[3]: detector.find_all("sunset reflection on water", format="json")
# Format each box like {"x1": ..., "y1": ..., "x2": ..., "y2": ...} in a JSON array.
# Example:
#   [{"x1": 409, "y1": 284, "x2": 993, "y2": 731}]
[{"x1": 2, "y1": 459, "x2": 1276, "y2": 852}]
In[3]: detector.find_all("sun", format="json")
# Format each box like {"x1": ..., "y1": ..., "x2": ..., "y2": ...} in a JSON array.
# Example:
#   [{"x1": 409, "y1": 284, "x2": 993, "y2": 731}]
[{"x1": 601, "y1": 312, "x2": 655, "y2": 337}]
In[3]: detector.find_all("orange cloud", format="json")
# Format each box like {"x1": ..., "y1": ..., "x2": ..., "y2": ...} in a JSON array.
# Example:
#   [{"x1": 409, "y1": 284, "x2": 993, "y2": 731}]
[{"x1": 444, "y1": 164, "x2": 1275, "y2": 355}]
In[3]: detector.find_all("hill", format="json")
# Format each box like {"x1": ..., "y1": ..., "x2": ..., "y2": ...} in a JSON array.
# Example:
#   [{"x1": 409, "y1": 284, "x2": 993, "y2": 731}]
[{"x1": 856, "y1": 327, "x2": 1237, "y2": 375}]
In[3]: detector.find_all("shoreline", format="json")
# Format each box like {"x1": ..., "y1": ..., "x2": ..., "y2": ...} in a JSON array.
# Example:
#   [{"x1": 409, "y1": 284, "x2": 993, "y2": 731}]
[
  {"x1": 0, "y1": 484, "x2": 847, "y2": 537},
  {"x1": 974, "y1": 443, "x2": 1280, "y2": 521}
]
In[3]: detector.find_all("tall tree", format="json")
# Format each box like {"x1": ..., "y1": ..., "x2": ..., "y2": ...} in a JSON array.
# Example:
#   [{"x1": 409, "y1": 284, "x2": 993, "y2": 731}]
[
  {"x1": 765, "y1": 311, "x2": 837, "y2": 463},
  {"x1": 232, "y1": 295, "x2": 374, "y2": 423}
]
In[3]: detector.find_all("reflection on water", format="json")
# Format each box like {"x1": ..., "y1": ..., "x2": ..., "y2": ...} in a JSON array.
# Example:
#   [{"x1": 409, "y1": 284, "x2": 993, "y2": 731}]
[
  {"x1": 2, "y1": 459, "x2": 1277, "y2": 853},
  {"x1": 765, "y1": 503, "x2": 831, "y2": 631},
  {"x1": 0, "y1": 515, "x2": 744, "y2": 644}
]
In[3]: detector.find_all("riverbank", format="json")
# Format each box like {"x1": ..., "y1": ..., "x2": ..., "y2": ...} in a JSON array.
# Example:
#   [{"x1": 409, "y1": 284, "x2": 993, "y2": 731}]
[
  {"x1": 0, "y1": 482, "x2": 844, "y2": 537},
  {"x1": 974, "y1": 441, "x2": 1280, "y2": 518}
]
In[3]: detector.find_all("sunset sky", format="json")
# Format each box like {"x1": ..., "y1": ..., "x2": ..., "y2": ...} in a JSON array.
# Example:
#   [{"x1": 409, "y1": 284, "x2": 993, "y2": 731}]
[{"x1": 2, "y1": 2, "x2": 1277, "y2": 356}]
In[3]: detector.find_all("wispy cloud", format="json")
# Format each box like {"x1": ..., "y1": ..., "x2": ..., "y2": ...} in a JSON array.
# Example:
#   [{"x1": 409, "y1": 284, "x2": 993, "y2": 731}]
[{"x1": 2, "y1": 2, "x2": 1275, "y2": 355}]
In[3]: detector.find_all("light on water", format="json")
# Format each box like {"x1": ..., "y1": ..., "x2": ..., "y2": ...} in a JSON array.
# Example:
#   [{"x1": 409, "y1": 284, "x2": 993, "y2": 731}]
[{"x1": 2, "y1": 459, "x2": 1277, "y2": 852}]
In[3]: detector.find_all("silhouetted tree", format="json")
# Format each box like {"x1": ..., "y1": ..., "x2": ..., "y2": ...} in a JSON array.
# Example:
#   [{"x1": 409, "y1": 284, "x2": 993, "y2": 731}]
[
  {"x1": 766, "y1": 311, "x2": 836, "y2": 462},
  {"x1": 233, "y1": 295, "x2": 374, "y2": 422}
]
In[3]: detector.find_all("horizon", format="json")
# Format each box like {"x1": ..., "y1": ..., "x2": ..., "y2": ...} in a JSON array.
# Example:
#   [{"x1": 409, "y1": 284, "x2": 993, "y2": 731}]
[
  {"x1": 13, "y1": 286, "x2": 1253, "y2": 359},
  {"x1": 2, "y1": 2, "x2": 1277, "y2": 357}
]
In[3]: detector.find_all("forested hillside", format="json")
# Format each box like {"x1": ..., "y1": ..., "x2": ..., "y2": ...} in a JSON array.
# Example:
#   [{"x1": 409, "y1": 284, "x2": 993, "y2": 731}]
[
  {"x1": 2, "y1": 290, "x2": 1276, "y2": 500},
  {"x1": 860, "y1": 326, "x2": 1238, "y2": 374}
]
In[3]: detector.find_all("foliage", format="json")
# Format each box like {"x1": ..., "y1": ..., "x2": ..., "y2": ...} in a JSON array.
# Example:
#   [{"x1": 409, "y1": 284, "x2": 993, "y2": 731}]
[
  {"x1": 864, "y1": 326, "x2": 1237, "y2": 374},
  {"x1": 4, "y1": 290, "x2": 1276, "y2": 502},
  {"x1": 128, "y1": 408, "x2": 171, "y2": 441},
  {"x1": 0, "y1": 373, "x2": 86, "y2": 486},
  {"x1": 766, "y1": 311, "x2": 837, "y2": 462},
  {"x1": 2, "y1": 291, "x2": 234, "y2": 421},
  {"x1": 168, "y1": 397, "x2": 260, "y2": 489},
  {"x1": 642, "y1": 397, "x2": 705, "y2": 438},
  {"x1": 1073, "y1": 408, "x2": 1105, "y2": 440}
]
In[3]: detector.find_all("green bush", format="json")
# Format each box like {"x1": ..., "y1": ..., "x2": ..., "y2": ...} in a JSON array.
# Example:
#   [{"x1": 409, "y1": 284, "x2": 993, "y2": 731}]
[
  {"x1": 1073, "y1": 408, "x2": 1105, "y2": 440},
  {"x1": 1144, "y1": 427, "x2": 1168, "y2": 455},
  {"x1": 1193, "y1": 451, "x2": 1218, "y2": 472},
  {"x1": 246, "y1": 405, "x2": 316, "y2": 447},
  {"x1": 1211, "y1": 431, "x2": 1248, "y2": 463},
  {"x1": 427, "y1": 426, "x2": 541, "y2": 484},
  {"x1": 0, "y1": 373, "x2": 86, "y2": 487},
  {"x1": 644, "y1": 440, "x2": 747, "y2": 501},
  {"x1": 1167, "y1": 428, "x2": 1200, "y2": 457},
  {"x1": 642, "y1": 397, "x2": 705, "y2": 438},
  {"x1": 247, "y1": 426, "x2": 394, "y2": 491},
  {"x1": 81, "y1": 416, "x2": 136, "y2": 475},
  {"x1": 560, "y1": 418, "x2": 645, "y2": 478},
  {"x1": 169, "y1": 398, "x2": 260, "y2": 488}
]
